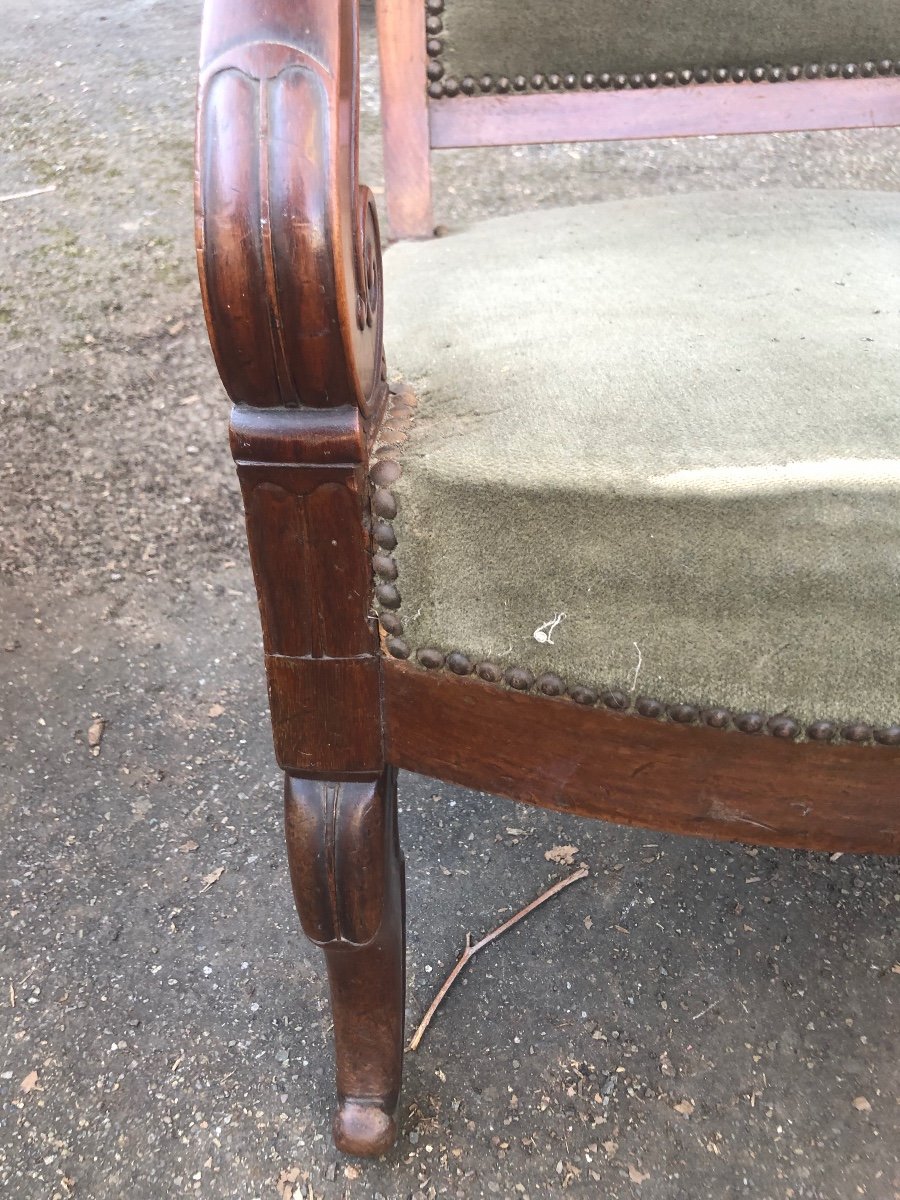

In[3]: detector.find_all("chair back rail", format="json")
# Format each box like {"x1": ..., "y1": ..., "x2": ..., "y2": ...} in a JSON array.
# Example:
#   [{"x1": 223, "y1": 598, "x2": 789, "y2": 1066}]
[{"x1": 378, "y1": 0, "x2": 900, "y2": 236}]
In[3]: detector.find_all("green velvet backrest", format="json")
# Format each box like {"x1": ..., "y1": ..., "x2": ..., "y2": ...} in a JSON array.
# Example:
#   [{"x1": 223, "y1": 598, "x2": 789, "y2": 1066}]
[{"x1": 426, "y1": 0, "x2": 900, "y2": 96}]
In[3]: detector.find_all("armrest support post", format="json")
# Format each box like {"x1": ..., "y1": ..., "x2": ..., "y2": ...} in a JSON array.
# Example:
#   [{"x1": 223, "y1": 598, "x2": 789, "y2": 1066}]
[
  {"x1": 195, "y1": 0, "x2": 387, "y2": 776},
  {"x1": 195, "y1": 6, "x2": 403, "y2": 1155}
]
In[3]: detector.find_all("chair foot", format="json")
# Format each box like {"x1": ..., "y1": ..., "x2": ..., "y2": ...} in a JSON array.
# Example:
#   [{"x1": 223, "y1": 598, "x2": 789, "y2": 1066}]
[
  {"x1": 285, "y1": 767, "x2": 404, "y2": 1156},
  {"x1": 333, "y1": 1100, "x2": 397, "y2": 1157}
]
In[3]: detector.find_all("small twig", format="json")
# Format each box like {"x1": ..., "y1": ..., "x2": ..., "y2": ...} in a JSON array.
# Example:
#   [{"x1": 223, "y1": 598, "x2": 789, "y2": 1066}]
[
  {"x1": 408, "y1": 866, "x2": 589, "y2": 1051},
  {"x1": 0, "y1": 184, "x2": 56, "y2": 204},
  {"x1": 691, "y1": 996, "x2": 722, "y2": 1021}
]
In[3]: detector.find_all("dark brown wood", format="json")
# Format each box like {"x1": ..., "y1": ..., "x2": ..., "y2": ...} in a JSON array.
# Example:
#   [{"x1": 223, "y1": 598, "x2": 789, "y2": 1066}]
[
  {"x1": 197, "y1": 0, "x2": 389, "y2": 777},
  {"x1": 196, "y1": 0, "x2": 383, "y2": 412},
  {"x1": 230, "y1": 405, "x2": 366, "y2": 465},
  {"x1": 384, "y1": 662, "x2": 900, "y2": 855},
  {"x1": 197, "y1": 0, "x2": 900, "y2": 1158},
  {"x1": 428, "y1": 76, "x2": 900, "y2": 149},
  {"x1": 266, "y1": 657, "x2": 382, "y2": 777},
  {"x1": 197, "y1": 0, "x2": 402, "y2": 1155},
  {"x1": 237, "y1": 463, "x2": 372, "y2": 660},
  {"x1": 377, "y1": 0, "x2": 434, "y2": 238},
  {"x1": 234, "y1": 446, "x2": 382, "y2": 776},
  {"x1": 285, "y1": 768, "x2": 404, "y2": 1156}
]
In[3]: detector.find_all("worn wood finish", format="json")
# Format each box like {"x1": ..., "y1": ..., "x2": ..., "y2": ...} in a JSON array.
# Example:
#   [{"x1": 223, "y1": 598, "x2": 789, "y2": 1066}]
[
  {"x1": 377, "y1": 0, "x2": 434, "y2": 238},
  {"x1": 428, "y1": 75, "x2": 900, "y2": 149},
  {"x1": 237, "y1": 464, "x2": 372, "y2": 660},
  {"x1": 234, "y1": 447, "x2": 381, "y2": 777},
  {"x1": 197, "y1": 0, "x2": 900, "y2": 1159},
  {"x1": 384, "y1": 662, "x2": 900, "y2": 855},
  {"x1": 197, "y1": 0, "x2": 402, "y2": 1157},
  {"x1": 196, "y1": 0, "x2": 383, "y2": 412},
  {"x1": 230, "y1": 405, "x2": 366, "y2": 465},
  {"x1": 197, "y1": 0, "x2": 388, "y2": 777},
  {"x1": 285, "y1": 768, "x2": 405, "y2": 1156}
]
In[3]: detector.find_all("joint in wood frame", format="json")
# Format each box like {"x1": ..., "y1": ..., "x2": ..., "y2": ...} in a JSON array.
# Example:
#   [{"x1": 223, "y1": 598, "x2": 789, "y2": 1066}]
[
  {"x1": 230, "y1": 403, "x2": 366, "y2": 465},
  {"x1": 231, "y1": 406, "x2": 383, "y2": 777}
]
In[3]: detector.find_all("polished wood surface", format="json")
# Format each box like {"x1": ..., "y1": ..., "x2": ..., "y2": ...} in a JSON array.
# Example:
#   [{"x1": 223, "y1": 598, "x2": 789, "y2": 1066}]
[
  {"x1": 286, "y1": 768, "x2": 404, "y2": 1155},
  {"x1": 196, "y1": 0, "x2": 900, "y2": 1159},
  {"x1": 196, "y1": 0, "x2": 387, "y2": 779},
  {"x1": 197, "y1": 0, "x2": 400, "y2": 1156},
  {"x1": 429, "y1": 75, "x2": 900, "y2": 149},
  {"x1": 384, "y1": 662, "x2": 900, "y2": 855},
  {"x1": 196, "y1": 0, "x2": 383, "y2": 412}
]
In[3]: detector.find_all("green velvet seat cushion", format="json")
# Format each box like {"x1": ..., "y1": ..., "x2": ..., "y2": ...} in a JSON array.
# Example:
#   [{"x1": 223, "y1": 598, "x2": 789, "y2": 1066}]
[
  {"x1": 382, "y1": 190, "x2": 900, "y2": 727},
  {"x1": 437, "y1": 0, "x2": 898, "y2": 85}
]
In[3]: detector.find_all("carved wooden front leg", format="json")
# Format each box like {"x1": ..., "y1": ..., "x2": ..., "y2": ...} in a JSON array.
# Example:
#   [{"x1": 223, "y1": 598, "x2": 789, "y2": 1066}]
[
  {"x1": 230, "y1": 414, "x2": 403, "y2": 1156},
  {"x1": 195, "y1": 0, "x2": 400, "y2": 1156},
  {"x1": 285, "y1": 768, "x2": 404, "y2": 1156}
]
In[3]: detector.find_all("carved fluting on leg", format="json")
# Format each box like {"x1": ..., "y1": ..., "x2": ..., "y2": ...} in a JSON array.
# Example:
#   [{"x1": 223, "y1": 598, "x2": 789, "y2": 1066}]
[{"x1": 285, "y1": 768, "x2": 404, "y2": 1156}]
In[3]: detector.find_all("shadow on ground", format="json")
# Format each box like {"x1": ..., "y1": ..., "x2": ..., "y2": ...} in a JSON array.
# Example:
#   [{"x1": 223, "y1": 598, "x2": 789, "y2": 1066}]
[{"x1": 1, "y1": 3, "x2": 897, "y2": 1198}]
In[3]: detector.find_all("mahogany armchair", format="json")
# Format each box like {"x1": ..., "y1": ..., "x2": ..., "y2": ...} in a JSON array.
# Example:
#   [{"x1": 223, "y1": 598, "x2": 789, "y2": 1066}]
[{"x1": 195, "y1": 0, "x2": 900, "y2": 1156}]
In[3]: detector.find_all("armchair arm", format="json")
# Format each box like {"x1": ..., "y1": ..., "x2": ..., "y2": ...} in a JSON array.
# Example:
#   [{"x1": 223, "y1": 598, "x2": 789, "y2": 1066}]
[
  {"x1": 195, "y1": 0, "x2": 383, "y2": 414},
  {"x1": 195, "y1": 0, "x2": 386, "y2": 779}
]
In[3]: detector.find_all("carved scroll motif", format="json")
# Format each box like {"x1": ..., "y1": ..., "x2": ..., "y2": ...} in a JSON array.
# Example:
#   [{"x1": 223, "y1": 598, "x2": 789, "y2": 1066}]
[
  {"x1": 196, "y1": 2, "x2": 383, "y2": 413},
  {"x1": 285, "y1": 776, "x2": 389, "y2": 947}
]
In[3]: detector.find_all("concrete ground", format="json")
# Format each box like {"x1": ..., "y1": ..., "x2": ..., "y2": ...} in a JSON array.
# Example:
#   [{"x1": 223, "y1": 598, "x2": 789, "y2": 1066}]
[{"x1": 1, "y1": 2, "x2": 898, "y2": 1197}]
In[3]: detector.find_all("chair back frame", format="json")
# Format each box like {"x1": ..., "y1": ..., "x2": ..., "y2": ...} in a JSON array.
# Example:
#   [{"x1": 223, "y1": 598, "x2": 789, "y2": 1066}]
[{"x1": 377, "y1": 0, "x2": 900, "y2": 236}]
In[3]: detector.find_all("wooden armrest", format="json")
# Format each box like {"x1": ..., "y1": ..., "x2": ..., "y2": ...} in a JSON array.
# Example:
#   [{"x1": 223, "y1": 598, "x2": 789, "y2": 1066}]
[{"x1": 195, "y1": 0, "x2": 383, "y2": 414}]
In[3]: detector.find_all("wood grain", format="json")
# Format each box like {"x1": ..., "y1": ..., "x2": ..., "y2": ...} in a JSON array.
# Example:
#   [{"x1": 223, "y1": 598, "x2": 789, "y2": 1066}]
[
  {"x1": 197, "y1": 2, "x2": 403, "y2": 1153},
  {"x1": 198, "y1": 0, "x2": 900, "y2": 1157},
  {"x1": 266, "y1": 656, "x2": 382, "y2": 776},
  {"x1": 384, "y1": 662, "x2": 900, "y2": 854},
  {"x1": 285, "y1": 769, "x2": 404, "y2": 1156},
  {"x1": 197, "y1": 0, "x2": 388, "y2": 774},
  {"x1": 429, "y1": 76, "x2": 900, "y2": 149},
  {"x1": 377, "y1": 0, "x2": 434, "y2": 238},
  {"x1": 229, "y1": 404, "x2": 367, "y2": 465},
  {"x1": 196, "y1": 0, "x2": 383, "y2": 412},
  {"x1": 237, "y1": 465, "x2": 373, "y2": 659},
  {"x1": 285, "y1": 775, "x2": 390, "y2": 948}
]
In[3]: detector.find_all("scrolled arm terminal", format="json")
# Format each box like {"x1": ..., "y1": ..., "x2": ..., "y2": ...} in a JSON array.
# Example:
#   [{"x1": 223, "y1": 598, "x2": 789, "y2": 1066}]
[{"x1": 195, "y1": 0, "x2": 383, "y2": 414}]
